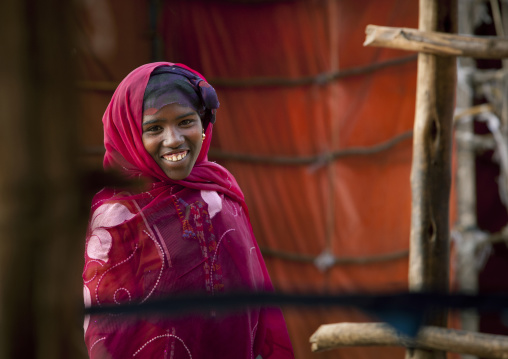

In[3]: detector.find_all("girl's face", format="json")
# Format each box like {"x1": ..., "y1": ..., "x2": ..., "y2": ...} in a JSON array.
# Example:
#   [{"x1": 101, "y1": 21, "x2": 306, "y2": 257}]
[{"x1": 142, "y1": 103, "x2": 203, "y2": 180}]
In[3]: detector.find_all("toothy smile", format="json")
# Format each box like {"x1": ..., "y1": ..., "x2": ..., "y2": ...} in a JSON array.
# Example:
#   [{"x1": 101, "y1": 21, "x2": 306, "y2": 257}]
[{"x1": 162, "y1": 151, "x2": 188, "y2": 162}]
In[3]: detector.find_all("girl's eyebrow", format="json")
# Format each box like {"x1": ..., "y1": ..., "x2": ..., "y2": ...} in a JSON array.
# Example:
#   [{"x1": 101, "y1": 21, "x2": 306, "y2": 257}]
[
  {"x1": 142, "y1": 118, "x2": 159, "y2": 126},
  {"x1": 142, "y1": 111, "x2": 197, "y2": 126}
]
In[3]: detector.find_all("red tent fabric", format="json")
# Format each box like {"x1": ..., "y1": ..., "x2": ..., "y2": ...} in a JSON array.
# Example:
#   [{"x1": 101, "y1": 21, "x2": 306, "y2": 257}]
[{"x1": 160, "y1": 1, "x2": 418, "y2": 357}]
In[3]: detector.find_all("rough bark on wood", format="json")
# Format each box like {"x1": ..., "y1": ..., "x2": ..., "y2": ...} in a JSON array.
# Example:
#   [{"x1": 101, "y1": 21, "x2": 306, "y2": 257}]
[
  {"x1": 310, "y1": 323, "x2": 508, "y2": 359},
  {"x1": 364, "y1": 25, "x2": 508, "y2": 58},
  {"x1": 407, "y1": 1, "x2": 457, "y2": 358}
]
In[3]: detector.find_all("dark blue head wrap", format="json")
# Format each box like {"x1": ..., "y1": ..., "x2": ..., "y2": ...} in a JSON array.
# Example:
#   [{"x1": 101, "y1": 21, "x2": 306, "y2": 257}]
[{"x1": 143, "y1": 65, "x2": 219, "y2": 129}]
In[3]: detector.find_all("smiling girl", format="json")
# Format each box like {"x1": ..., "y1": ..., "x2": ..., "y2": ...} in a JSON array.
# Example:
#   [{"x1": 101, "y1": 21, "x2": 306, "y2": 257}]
[{"x1": 82, "y1": 63, "x2": 294, "y2": 359}]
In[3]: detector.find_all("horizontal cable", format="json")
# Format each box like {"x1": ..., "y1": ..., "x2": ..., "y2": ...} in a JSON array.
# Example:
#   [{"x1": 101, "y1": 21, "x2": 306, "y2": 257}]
[
  {"x1": 75, "y1": 55, "x2": 417, "y2": 91},
  {"x1": 84, "y1": 291, "x2": 508, "y2": 316},
  {"x1": 260, "y1": 246, "x2": 409, "y2": 265},
  {"x1": 208, "y1": 130, "x2": 413, "y2": 165},
  {"x1": 208, "y1": 55, "x2": 417, "y2": 88},
  {"x1": 80, "y1": 130, "x2": 414, "y2": 165}
]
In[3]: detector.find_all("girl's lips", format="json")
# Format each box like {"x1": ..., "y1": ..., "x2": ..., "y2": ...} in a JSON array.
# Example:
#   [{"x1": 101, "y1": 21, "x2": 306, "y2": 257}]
[{"x1": 162, "y1": 150, "x2": 188, "y2": 162}]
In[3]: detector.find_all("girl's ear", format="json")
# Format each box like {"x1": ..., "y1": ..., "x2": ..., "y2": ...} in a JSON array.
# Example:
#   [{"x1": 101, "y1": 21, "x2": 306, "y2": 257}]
[
  {"x1": 201, "y1": 116, "x2": 210, "y2": 132},
  {"x1": 201, "y1": 109, "x2": 215, "y2": 131}
]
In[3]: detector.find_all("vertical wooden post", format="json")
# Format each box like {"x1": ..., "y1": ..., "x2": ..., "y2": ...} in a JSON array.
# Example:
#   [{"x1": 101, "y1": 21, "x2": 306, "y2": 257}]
[
  {"x1": 407, "y1": 1, "x2": 457, "y2": 359},
  {"x1": 0, "y1": 1, "x2": 86, "y2": 358},
  {"x1": 454, "y1": 4, "x2": 479, "y2": 359}
]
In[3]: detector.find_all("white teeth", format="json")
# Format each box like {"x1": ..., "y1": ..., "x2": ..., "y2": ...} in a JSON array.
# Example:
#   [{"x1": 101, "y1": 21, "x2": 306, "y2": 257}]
[{"x1": 163, "y1": 152, "x2": 186, "y2": 162}]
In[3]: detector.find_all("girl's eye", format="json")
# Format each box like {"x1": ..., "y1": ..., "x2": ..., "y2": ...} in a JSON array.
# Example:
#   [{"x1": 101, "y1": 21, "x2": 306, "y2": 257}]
[
  {"x1": 144, "y1": 125, "x2": 162, "y2": 133},
  {"x1": 179, "y1": 119, "x2": 194, "y2": 126}
]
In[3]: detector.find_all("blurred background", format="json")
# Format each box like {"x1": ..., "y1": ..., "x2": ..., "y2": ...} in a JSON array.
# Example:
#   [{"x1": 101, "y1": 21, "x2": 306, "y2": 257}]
[{"x1": 1, "y1": 0, "x2": 507, "y2": 358}]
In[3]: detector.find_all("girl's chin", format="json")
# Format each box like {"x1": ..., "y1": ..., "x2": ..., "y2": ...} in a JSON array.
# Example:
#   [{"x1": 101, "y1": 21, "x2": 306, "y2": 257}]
[{"x1": 160, "y1": 161, "x2": 195, "y2": 181}]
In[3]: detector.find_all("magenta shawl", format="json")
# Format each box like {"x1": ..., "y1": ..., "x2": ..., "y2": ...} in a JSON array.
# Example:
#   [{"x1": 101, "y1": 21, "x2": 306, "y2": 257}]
[{"x1": 82, "y1": 62, "x2": 294, "y2": 358}]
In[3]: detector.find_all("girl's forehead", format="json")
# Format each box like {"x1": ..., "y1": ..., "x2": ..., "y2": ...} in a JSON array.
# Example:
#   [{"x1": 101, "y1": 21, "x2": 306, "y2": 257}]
[{"x1": 142, "y1": 103, "x2": 199, "y2": 122}]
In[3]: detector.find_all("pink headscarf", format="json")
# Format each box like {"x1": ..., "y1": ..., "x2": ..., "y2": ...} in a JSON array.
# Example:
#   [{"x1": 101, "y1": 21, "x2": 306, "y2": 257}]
[
  {"x1": 83, "y1": 62, "x2": 294, "y2": 358},
  {"x1": 102, "y1": 61, "x2": 244, "y2": 204}
]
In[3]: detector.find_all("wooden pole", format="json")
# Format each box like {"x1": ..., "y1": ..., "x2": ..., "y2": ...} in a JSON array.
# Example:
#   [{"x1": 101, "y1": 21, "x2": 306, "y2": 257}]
[
  {"x1": 0, "y1": 1, "x2": 86, "y2": 358},
  {"x1": 454, "y1": 3, "x2": 480, "y2": 358},
  {"x1": 310, "y1": 323, "x2": 508, "y2": 359},
  {"x1": 408, "y1": 1, "x2": 457, "y2": 358},
  {"x1": 364, "y1": 25, "x2": 508, "y2": 58}
]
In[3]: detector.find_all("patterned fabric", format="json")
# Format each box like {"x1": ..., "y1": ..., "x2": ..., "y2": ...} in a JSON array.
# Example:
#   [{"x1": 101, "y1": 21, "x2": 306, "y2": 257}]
[{"x1": 83, "y1": 62, "x2": 294, "y2": 358}]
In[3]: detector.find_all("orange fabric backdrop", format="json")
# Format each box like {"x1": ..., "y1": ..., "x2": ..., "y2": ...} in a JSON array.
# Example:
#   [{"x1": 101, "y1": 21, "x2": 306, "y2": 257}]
[{"x1": 161, "y1": 1, "x2": 418, "y2": 358}]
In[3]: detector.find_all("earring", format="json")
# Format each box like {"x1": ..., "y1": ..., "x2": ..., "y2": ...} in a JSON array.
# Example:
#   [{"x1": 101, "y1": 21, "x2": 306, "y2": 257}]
[{"x1": 202, "y1": 131, "x2": 206, "y2": 141}]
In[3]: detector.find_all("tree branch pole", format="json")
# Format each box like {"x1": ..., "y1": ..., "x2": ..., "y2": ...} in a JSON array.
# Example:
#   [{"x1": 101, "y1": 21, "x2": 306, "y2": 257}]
[
  {"x1": 310, "y1": 323, "x2": 508, "y2": 359},
  {"x1": 364, "y1": 25, "x2": 508, "y2": 58},
  {"x1": 406, "y1": 1, "x2": 457, "y2": 358}
]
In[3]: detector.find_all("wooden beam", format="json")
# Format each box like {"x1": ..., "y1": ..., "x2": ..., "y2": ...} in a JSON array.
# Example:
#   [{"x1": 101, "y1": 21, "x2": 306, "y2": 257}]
[
  {"x1": 310, "y1": 323, "x2": 508, "y2": 359},
  {"x1": 407, "y1": 1, "x2": 457, "y2": 358},
  {"x1": 364, "y1": 25, "x2": 508, "y2": 58}
]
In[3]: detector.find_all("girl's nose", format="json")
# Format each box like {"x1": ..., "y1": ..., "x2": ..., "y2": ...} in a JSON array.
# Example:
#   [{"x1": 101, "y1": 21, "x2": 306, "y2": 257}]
[{"x1": 162, "y1": 128, "x2": 184, "y2": 148}]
